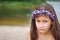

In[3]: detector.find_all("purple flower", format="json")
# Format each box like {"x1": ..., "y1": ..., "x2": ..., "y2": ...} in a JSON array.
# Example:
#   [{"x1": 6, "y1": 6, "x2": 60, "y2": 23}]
[
  {"x1": 50, "y1": 13, "x2": 54, "y2": 20},
  {"x1": 31, "y1": 10, "x2": 54, "y2": 20},
  {"x1": 39, "y1": 10, "x2": 43, "y2": 14}
]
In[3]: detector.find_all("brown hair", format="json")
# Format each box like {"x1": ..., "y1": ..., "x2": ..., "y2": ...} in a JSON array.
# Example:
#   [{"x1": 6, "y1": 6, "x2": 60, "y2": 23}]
[{"x1": 30, "y1": 3, "x2": 60, "y2": 40}]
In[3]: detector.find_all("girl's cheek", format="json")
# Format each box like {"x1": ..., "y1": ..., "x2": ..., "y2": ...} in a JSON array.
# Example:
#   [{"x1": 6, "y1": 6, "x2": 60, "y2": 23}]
[
  {"x1": 36, "y1": 23, "x2": 40, "y2": 28},
  {"x1": 44, "y1": 23, "x2": 51, "y2": 28},
  {"x1": 44, "y1": 23, "x2": 48, "y2": 26}
]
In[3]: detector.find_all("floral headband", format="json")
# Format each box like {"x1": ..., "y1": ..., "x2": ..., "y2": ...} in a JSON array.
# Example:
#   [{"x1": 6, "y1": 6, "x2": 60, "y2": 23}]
[{"x1": 32, "y1": 9, "x2": 54, "y2": 20}]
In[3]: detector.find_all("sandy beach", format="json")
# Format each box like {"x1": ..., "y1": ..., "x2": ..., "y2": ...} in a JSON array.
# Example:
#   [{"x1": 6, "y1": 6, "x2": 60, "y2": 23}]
[{"x1": 0, "y1": 26, "x2": 30, "y2": 40}]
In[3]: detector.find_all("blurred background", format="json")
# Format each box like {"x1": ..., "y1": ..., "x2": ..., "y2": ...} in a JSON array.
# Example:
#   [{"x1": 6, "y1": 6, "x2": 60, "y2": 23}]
[
  {"x1": 0, "y1": 0, "x2": 60, "y2": 26},
  {"x1": 0, "y1": 0, "x2": 60, "y2": 40},
  {"x1": 0, "y1": 0, "x2": 46, "y2": 26}
]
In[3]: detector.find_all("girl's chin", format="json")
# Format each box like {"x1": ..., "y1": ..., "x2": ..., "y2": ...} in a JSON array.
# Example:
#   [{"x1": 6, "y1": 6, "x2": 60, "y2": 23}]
[
  {"x1": 38, "y1": 30, "x2": 50, "y2": 34},
  {"x1": 38, "y1": 30, "x2": 47, "y2": 34},
  {"x1": 39, "y1": 31, "x2": 46, "y2": 33}
]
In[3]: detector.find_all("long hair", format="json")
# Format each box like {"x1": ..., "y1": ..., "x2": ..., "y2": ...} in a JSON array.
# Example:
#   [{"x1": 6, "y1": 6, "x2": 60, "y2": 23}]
[{"x1": 30, "y1": 3, "x2": 60, "y2": 40}]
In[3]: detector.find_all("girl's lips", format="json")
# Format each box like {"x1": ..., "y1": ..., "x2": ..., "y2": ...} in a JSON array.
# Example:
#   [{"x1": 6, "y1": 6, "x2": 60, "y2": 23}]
[{"x1": 40, "y1": 29, "x2": 45, "y2": 30}]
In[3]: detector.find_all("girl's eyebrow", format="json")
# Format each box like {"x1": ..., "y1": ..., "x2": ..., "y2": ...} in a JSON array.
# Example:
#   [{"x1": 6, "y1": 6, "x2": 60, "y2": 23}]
[{"x1": 36, "y1": 18, "x2": 49, "y2": 21}]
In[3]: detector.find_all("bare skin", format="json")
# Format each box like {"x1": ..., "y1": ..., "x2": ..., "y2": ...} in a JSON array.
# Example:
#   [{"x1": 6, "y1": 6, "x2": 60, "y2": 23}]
[{"x1": 37, "y1": 31, "x2": 55, "y2": 40}]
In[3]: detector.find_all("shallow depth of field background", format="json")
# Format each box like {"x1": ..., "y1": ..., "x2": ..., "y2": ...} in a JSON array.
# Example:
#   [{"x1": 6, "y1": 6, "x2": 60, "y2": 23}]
[
  {"x1": 0, "y1": 0, "x2": 60, "y2": 40},
  {"x1": 0, "y1": 0, "x2": 46, "y2": 26}
]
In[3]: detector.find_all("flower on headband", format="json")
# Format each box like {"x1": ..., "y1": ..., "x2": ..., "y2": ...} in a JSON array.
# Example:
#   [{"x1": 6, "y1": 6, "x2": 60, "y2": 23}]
[{"x1": 32, "y1": 9, "x2": 54, "y2": 20}]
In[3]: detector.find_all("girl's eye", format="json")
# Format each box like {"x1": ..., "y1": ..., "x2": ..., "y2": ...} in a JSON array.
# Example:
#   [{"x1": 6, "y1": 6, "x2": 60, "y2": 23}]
[
  {"x1": 36, "y1": 20, "x2": 40, "y2": 22},
  {"x1": 43, "y1": 20, "x2": 48, "y2": 22}
]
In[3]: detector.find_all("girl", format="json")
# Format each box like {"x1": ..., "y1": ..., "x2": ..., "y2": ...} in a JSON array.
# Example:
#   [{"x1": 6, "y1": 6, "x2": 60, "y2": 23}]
[{"x1": 27, "y1": 3, "x2": 60, "y2": 40}]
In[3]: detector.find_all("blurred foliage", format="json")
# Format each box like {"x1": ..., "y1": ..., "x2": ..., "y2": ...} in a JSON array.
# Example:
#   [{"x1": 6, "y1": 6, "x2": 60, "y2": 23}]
[
  {"x1": 0, "y1": 0, "x2": 46, "y2": 2},
  {"x1": 0, "y1": 2, "x2": 33, "y2": 18},
  {"x1": 0, "y1": 0, "x2": 46, "y2": 25}
]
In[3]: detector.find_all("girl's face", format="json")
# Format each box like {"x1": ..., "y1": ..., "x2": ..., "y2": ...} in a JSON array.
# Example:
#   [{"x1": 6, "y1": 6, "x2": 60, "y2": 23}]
[{"x1": 35, "y1": 14, "x2": 52, "y2": 34}]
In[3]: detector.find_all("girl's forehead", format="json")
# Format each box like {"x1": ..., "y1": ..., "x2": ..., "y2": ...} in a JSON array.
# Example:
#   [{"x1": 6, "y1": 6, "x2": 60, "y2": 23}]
[
  {"x1": 35, "y1": 14, "x2": 51, "y2": 20},
  {"x1": 35, "y1": 14, "x2": 50, "y2": 19}
]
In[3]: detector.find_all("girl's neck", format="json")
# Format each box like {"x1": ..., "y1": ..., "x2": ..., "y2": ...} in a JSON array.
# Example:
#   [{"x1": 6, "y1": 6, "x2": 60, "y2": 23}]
[
  {"x1": 37, "y1": 31, "x2": 55, "y2": 40},
  {"x1": 38, "y1": 30, "x2": 52, "y2": 37}
]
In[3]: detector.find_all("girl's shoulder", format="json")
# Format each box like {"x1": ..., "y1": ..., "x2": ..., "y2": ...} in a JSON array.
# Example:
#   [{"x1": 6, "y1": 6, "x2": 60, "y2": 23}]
[
  {"x1": 49, "y1": 37, "x2": 55, "y2": 40},
  {"x1": 49, "y1": 35, "x2": 55, "y2": 40},
  {"x1": 27, "y1": 31, "x2": 31, "y2": 40}
]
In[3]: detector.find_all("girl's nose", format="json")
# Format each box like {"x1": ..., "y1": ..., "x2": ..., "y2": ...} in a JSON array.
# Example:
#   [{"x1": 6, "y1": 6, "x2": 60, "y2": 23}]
[{"x1": 40, "y1": 23, "x2": 43, "y2": 28}]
